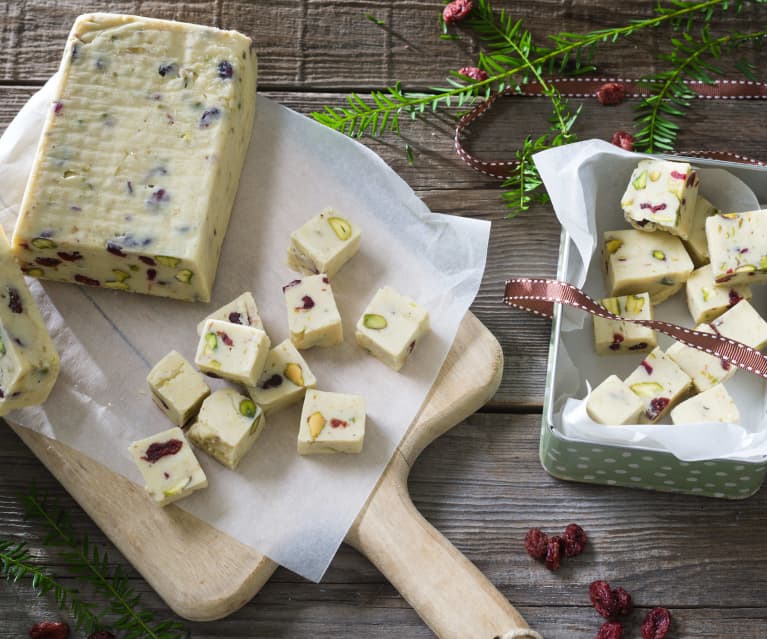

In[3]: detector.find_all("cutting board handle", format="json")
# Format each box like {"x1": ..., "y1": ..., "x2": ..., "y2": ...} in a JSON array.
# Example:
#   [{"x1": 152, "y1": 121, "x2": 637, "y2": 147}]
[{"x1": 347, "y1": 452, "x2": 538, "y2": 639}]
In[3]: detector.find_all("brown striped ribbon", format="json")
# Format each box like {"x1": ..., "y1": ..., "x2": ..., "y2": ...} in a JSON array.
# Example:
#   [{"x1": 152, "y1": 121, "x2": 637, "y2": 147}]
[
  {"x1": 456, "y1": 79, "x2": 767, "y2": 179},
  {"x1": 504, "y1": 277, "x2": 767, "y2": 380}
]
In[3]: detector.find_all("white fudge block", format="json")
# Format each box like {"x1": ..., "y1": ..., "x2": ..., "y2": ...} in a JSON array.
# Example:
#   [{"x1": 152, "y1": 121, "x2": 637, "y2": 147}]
[
  {"x1": 0, "y1": 228, "x2": 60, "y2": 416},
  {"x1": 297, "y1": 390, "x2": 365, "y2": 455},
  {"x1": 128, "y1": 427, "x2": 207, "y2": 506},
  {"x1": 683, "y1": 196, "x2": 718, "y2": 266},
  {"x1": 287, "y1": 209, "x2": 362, "y2": 278},
  {"x1": 685, "y1": 264, "x2": 751, "y2": 325},
  {"x1": 247, "y1": 339, "x2": 317, "y2": 414},
  {"x1": 147, "y1": 350, "x2": 210, "y2": 426},
  {"x1": 620, "y1": 159, "x2": 699, "y2": 239},
  {"x1": 710, "y1": 299, "x2": 767, "y2": 350},
  {"x1": 624, "y1": 347, "x2": 692, "y2": 424},
  {"x1": 706, "y1": 209, "x2": 767, "y2": 286},
  {"x1": 12, "y1": 13, "x2": 257, "y2": 302},
  {"x1": 586, "y1": 375, "x2": 644, "y2": 425},
  {"x1": 195, "y1": 319, "x2": 270, "y2": 385},
  {"x1": 196, "y1": 292, "x2": 263, "y2": 336},
  {"x1": 187, "y1": 388, "x2": 265, "y2": 469},
  {"x1": 283, "y1": 274, "x2": 343, "y2": 349},
  {"x1": 603, "y1": 229, "x2": 694, "y2": 304},
  {"x1": 355, "y1": 286, "x2": 430, "y2": 371},
  {"x1": 667, "y1": 324, "x2": 735, "y2": 393},
  {"x1": 670, "y1": 384, "x2": 740, "y2": 425},
  {"x1": 593, "y1": 292, "x2": 656, "y2": 355}
]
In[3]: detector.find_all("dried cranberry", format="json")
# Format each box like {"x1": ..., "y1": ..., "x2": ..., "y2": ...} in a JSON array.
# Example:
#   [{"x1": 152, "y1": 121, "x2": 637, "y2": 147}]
[
  {"x1": 158, "y1": 62, "x2": 178, "y2": 77},
  {"x1": 611, "y1": 131, "x2": 634, "y2": 151},
  {"x1": 87, "y1": 632, "x2": 116, "y2": 639},
  {"x1": 596, "y1": 82, "x2": 626, "y2": 106},
  {"x1": 217, "y1": 330, "x2": 234, "y2": 347},
  {"x1": 613, "y1": 587, "x2": 632, "y2": 616},
  {"x1": 629, "y1": 342, "x2": 648, "y2": 351},
  {"x1": 261, "y1": 374, "x2": 283, "y2": 389},
  {"x1": 142, "y1": 439, "x2": 183, "y2": 463},
  {"x1": 443, "y1": 0, "x2": 473, "y2": 23},
  {"x1": 459, "y1": 66, "x2": 488, "y2": 81},
  {"x1": 282, "y1": 279, "x2": 302, "y2": 292},
  {"x1": 641, "y1": 607, "x2": 671, "y2": 639},
  {"x1": 524, "y1": 528, "x2": 549, "y2": 560},
  {"x1": 139, "y1": 255, "x2": 156, "y2": 266},
  {"x1": 647, "y1": 397, "x2": 670, "y2": 420},
  {"x1": 721, "y1": 358, "x2": 731, "y2": 371},
  {"x1": 106, "y1": 242, "x2": 126, "y2": 257},
  {"x1": 640, "y1": 359, "x2": 653, "y2": 375},
  {"x1": 199, "y1": 107, "x2": 221, "y2": 128},
  {"x1": 596, "y1": 621, "x2": 624, "y2": 639},
  {"x1": 331, "y1": 418, "x2": 348, "y2": 428},
  {"x1": 322, "y1": 276, "x2": 329, "y2": 284},
  {"x1": 53, "y1": 101, "x2": 63, "y2": 115},
  {"x1": 408, "y1": 340, "x2": 416, "y2": 354},
  {"x1": 590, "y1": 580, "x2": 617, "y2": 618},
  {"x1": 544, "y1": 535, "x2": 563, "y2": 571},
  {"x1": 728, "y1": 289, "x2": 742, "y2": 306},
  {"x1": 670, "y1": 170, "x2": 687, "y2": 180},
  {"x1": 295, "y1": 295, "x2": 315, "y2": 310},
  {"x1": 29, "y1": 622, "x2": 69, "y2": 639},
  {"x1": 640, "y1": 202, "x2": 667, "y2": 214},
  {"x1": 75, "y1": 274, "x2": 101, "y2": 287},
  {"x1": 562, "y1": 523, "x2": 587, "y2": 557},
  {"x1": 147, "y1": 188, "x2": 169, "y2": 207},
  {"x1": 146, "y1": 268, "x2": 157, "y2": 281},
  {"x1": 609, "y1": 334, "x2": 624, "y2": 351},
  {"x1": 7, "y1": 287, "x2": 23, "y2": 313},
  {"x1": 217, "y1": 60, "x2": 233, "y2": 79},
  {"x1": 35, "y1": 257, "x2": 61, "y2": 267},
  {"x1": 228, "y1": 311, "x2": 243, "y2": 324},
  {"x1": 57, "y1": 251, "x2": 83, "y2": 262}
]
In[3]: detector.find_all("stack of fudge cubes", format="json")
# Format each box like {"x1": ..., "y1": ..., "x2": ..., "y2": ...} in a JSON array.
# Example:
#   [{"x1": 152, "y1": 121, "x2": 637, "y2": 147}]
[
  {"x1": 586, "y1": 158, "x2": 767, "y2": 427},
  {"x1": 130, "y1": 209, "x2": 430, "y2": 506}
]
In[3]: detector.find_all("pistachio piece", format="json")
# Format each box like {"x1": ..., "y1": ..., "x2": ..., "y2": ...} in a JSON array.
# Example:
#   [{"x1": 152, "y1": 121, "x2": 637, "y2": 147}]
[
  {"x1": 103, "y1": 281, "x2": 130, "y2": 290},
  {"x1": 632, "y1": 170, "x2": 648, "y2": 190},
  {"x1": 720, "y1": 213, "x2": 739, "y2": 220},
  {"x1": 601, "y1": 298, "x2": 620, "y2": 315},
  {"x1": 249, "y1": 412, "x2": 264, "y2": 436},
  {"x1": 175, "y1": 268, "x2": 193, "y2": 283},
  {"x1": 205, "y1": 332, "x2": 218, "y2": 350},
  {"x1": 649, "y1": 169, "x2": 661, "y2": 182},
  {"x1": 239, "y1": 398, "x2": 257, "y2": 419},
  {"x1": 31, "y1": 237, "x2": 58, "y2": 249},
  {"x1": 702, "y1": 287, "x2": 711, "y2": 302},
  {"x1": 328, "y1": 216, "x2": 352, "y2": 241},
  {"x1": 22, "y1": 267, "x2": 45, "y2": 277},
  {"x1": 155, "y1": 255, "x2": 181, "y2": 268},
  {"x1": 284, "y1": 362, "x2": 305, "y2": 386},
  {"x1": 736, "y1": 264, "x2": 756, "y2": 273},
  {"x1": 625, "y1": 295, "x2": 645, "y2": 313},
  {"x1": 605, "y1": 238, "x2": 623, "y2": 255},
  {"x1": 0, "y1": 336, "x2": 5, "y2": 356},
  {"x1": 652, "y1": 249, "x2": 666, "y2": 261},
  {"x1": 630, "y1": 381, "x2": 664, "y2": 397},
  {"x1": 761, "y1": 256, "x2": 767, "y2": 270},
  {"x1": 208, "y1": 359, "x2": 222, "y2": 369},
  {"x1": 308, "y1": 411, "x2": 326, "y2": 439},
  {"x1": 660, "y1": 277, "x2": 675, "y2": 286},
  {"x1": 363, "y1": 313, "x2": 387, "y2": 329},
  {"x1": 163, "y1": 476, "x2": 192, "y2": 497},
  {"x1": 112, "y1": 269, "x2": 131, "y2": 281}
]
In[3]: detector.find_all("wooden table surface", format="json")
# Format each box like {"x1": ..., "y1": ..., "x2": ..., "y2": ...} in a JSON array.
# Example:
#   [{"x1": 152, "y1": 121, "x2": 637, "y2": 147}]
[{"x1": 1, "y1": 1, "x2": 766, "y2": 637}]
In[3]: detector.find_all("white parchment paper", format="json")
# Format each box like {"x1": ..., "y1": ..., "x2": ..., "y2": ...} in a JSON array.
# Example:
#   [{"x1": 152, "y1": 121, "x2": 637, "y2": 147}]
[
  {"x1": 534, "y1": 139, "x2": 767, "y2": 462},
  {"x1": 0, "y1": 77, "x2": 490, "y2": 581}
]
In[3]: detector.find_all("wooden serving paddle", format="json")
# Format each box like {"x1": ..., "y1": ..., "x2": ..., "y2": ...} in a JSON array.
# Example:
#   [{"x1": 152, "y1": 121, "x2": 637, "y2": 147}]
[{"x1": 12, "y1": 311, "x2": 535, "y2": 638}]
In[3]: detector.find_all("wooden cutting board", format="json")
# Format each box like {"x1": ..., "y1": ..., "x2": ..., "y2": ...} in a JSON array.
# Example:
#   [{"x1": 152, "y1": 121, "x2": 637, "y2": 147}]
[{"x1": 12, "y1": 311, "x2": 536, "y2": 639}]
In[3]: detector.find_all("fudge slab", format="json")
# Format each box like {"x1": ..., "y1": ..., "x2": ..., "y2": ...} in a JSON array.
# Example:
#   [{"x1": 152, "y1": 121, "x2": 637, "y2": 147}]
[
  {"x1": 12, "y1": 13, "x2": 257, "y2": 302},
  {"x1": 593, "y1": 292, "x2": 656, "y2": 355},
  {"x1": 706, "y1": 209, "x2": 767, "y2": 286},
  {"x1": 147, "y1": 350, "x2": 210, "y2": 427},
  {"x1": 247, "y1": 339, "x2": 317, "y2": 414},
  {"x1": 624, "y1": 347, "x2": 691, "y2": 424},
  {"x1": 586, "y1": 375, "x2": 643, "y2": 425},
  {"x1": 298, "y1": 390, "x2": 365, "y2": 455},
  {"x1": 670, "y1": 384, "x2": 740, "y2": 425},
  {"x1": 287, "y1": 209, "x2": 362, "y2": 278}
]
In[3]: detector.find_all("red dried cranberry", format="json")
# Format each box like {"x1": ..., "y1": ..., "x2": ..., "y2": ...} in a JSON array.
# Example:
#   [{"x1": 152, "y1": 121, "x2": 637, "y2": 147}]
[
  {"x1": 590, "y1": 580, "x2": 617, "y2": 618},
  {"x1": 443, "y1": 0, "x2": 473, "y2": 23},
  {"x1": 641, "y1": 607, "x2": 671, "y2": 639},
  {"x1": 613, "y1": 587, "x2": 632, "y2": 616},
  {"x1": 640, "y1": 359, "x2": 653, "y2": 375},
  {"x1": 228, "y1": 312, "x2": 243, "y2": 324},
  {"x1": 53, "y1": 101, "x2": 63, "y2": 114},
  {"x1": 611, "y1": 131, "x2": 634, "y2": 151},
  {"x1": 728, "y1": 289, "x2": 743, "y2": 306},
  {"x1": 295, "y1": 295, "x2": 315, "y2": 310},
  {"x1": 35, "y1": 257, "x2": 61, "y2": 267},
  {"x1": 87, "y1": 632, "x2": 116, "y2": 639},
  {"x1": 640, "y1": 202, "x2": 667, "y2": 213},
  {"x1": 282, "y1": 279, "x2": 302, "y2": 292},
  {"x1": 596, "y1": 621, "x2": 624, "y2": 639},
  {"x1": 147, "y1": 268, "x2": 157, "y2": 281},
  {"x1": 628, "y1": 342, "x2": 648, "y2": 350},
  {"x1": 106, "y1": 242, "x2": 126, "y2": 257},
  {"x1": 647, "y1": 397, "x2": 670, "y2": 420},
  {"x1": 57, "y1": 251, "x2": 83, "y2": 261},
  {"x1": 199, "y1": 108, "x2": 221, "y2": 128},
  {"x1": 75, "y1": 274, "x2": 101, "y2": 287},
  {"x1": 29, "y1": 622, "x2": 69, "y2": 639},
  {"x1": 142, "y1": 439, "x2": 183, "y2": 463},
  {"x1": 261, "y1": 374, "x2": 283, "y2": 389},
  {"x1": 217, "y1": 60, "x2": 233, "y2": 79},
  {"x1": 596, "y1": 82, "x2": 626, "y2": 106},
  {"x1": 330, "y1": 418, "x2": 348, "y2": 428},
  {"x1": 217, "y1": 330, "x2": 234, "y2": 347},
  {"x1": 459, "y1": 66, "x2": 488, "y2": 81},
  {"x1": 609, "y1": 333, "x2": 624, "y2": 351},
  {"x1": 670, "y1": 170, "x2": 687, "y2": 180},
  {"x1": 7, "y1": 287, "x2": 23, "y2": 313},
  {"x1": 563, "y1": 523, "x2": 587, "y2": 557},
  {"x1": 544, "y1": 535, "x2": 563, "y2": 571},
  {"x1": 721, "y1": 358, "x2": 731, "y2": 371},
  {"x1": 138, "y1": 255, "x2": 156, "y2": 266},
  {"x1": 524, "y1": 528, "x2": 549, "y2": 560},
  {"x1": 408, "y1": 340, "x2": 416, "y2": 354}
]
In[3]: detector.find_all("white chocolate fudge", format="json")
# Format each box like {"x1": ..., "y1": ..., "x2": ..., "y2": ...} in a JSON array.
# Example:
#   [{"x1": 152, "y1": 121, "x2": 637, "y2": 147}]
[
  {"x1": 283, "y1": 274, "x2": 343, "y2": 349},
  {"x1": 128, "y1": 427, "x2": 207, "y2": 506},
  {"x1": 593, "y1": 292, "x2": 656, "y2": 355},
  {"x1": 706, "y1": 209, "x2": 767, "y2": 286},
  {"x1": 355, "y1": 286, "x2": 430, "y2": 371},
  {"x1": 685, "y1": 265, "x2": 751, "y2": 325},
  {"x1": 710, "y1": 299, "x2": 767, "y2": 350},
  {"x1": 196, "y1": 291, "x2": 263, "y2": 336},
  {"x1": 297, "y1": 390, "x2": 365, "y2": 455},
  {"x1": 667, "y1": 324, "x2": 735, "y2": 393},
  {"x1": 12, "y1": 13, "x2": 257, "y2": 302},
  {"x1": 683, "y1": 196, "x2": 718, "y2": 266},
  {"x1": 621, "y1": 159, "x2": 699, "y2": 239},
  {"x1": 0, "y1": 228, "x2": 60, "y2": 416},
  {"x1": 670, "y1": 384, "x2": 740, "y2": 425},
  {"x1": 603, "y1": 229, "x2": 694, "y2": 304},
  {"x1": 195, "y1": 319, "x2": 270, "y2": 385},
  {"x1": 586, "y1": 375, "x2": 644, "y2": 425},
  {"x1": 624, "y1": 347, "x2": 692, "y2": 424},
  {"x1": 247, "y1": 339, "x2": 317, "y2": 414},
  {"x1": 287, "y1": 209, "x2": 362, "y2": 278},
  {"x1": 147, "y1": 350, "x2": 210, "y2": 426},
  {"x1": 187, "y1": 388, "x2": 265, "y2": 469}
]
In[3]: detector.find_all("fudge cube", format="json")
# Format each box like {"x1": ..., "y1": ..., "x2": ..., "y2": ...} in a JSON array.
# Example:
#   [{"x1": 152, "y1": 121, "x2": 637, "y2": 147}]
[
  {"x1": 710, "y1": 299, "x2": 767, "y2": 350},
  {"x1": 298, "y1": 390, "x2": 365, "y2": 455},
  {"x1": 685, "y1": 264, "x2": 751, "y2": 325},
  {"x1": 195, "y1": 319, "x2": 270, "y2": 385},
  {"x1": 355, "y1": 286, "x2": 430, "y2": 371},
  {"x1": 187, "y1": 389, "x2": 265, "y2": 469},
  {"x1": 667, "y1": 324, "x2": 735, "y2": 393},
  {"x1": 620, "y1": 159, "x2": 699, "y2": 239},
  {"x1": 287, "y1": 209, "x2": 362, "y2": 278},
  {"x1": 586, "y1": 375, "x2": 644, "y2": 425},
  {"x1": 196, "y1": 291, "x2": 263, "y2": 336},
  {"x1": 670, "y1": 384, "x2": 740, "y2": 425},
  {"x1": 706, "y1": 209, "x2": 767, "y2": 286},
  {"x1": 593, "y1": 292, "x2": 656, "y2": 355},
  {"x1": 624, "y1": 347, "x2": 692, "y2": 424},
  {"x1": 128, "y1": 427, "x2": 207, "y2": 506},
  {"x1": 283, "y1": 274, "x2": 343, "y2": 349},
  {"x1": 147, "y1": 351, "x2": 210, "y2": 426},
  {"x1": 247, "y1": 339, "x2": 317, "y2": 414},
  {"x1": 683, "y1": 196, "x2": 718, "y2": 266},
  {"x1": 603, "y1": 229, "x2": 694, "y2": 304}
]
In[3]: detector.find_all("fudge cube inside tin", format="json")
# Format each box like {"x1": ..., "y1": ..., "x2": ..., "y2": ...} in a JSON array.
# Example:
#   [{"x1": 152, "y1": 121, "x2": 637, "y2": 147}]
[
  {"x1": 586, "y1": 375, "x2": 643, "y2": 425},
  {"x1": 666, "y1": 324, "x2": 736, "y2": 393},
  {"x1": 685, "y1": 264, "x2": 751, "y2": 325},
  {"x1": 683, "y1": 195, "x2": 718, "y2": 266},
  {"x1": 624, "y1": 347, "x2": 692, "y2": 424},
  {"x1": 706, "y1": 209, "x2": 767, "y2": 286},
  {"x1": 670, "y1": 384, "x2": 740, "y2": 425},
  {"x1": 593, "y1": 292, "x2": 656, "y2": 355}
]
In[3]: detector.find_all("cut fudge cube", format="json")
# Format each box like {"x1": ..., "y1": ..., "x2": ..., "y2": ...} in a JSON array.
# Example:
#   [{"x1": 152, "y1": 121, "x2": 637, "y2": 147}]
[
  {"x1": 12, "y1": 14, "x2": 257, "y2": 302},
  {"x1": 187, "y1": 388, "x2": 265, "y2": 469},
  {"x1": 710, "y1": 299, "x2": 767, "y2": 350},
  {"x1": 147, "y1": 350, "x2": 210, "y2": 426},
  {"x1": 683, "y1": 196, "x2": 718, "y2": 266},
  {"x1": 247, "y1": 339, "x2": 317, "y2": 414},
  {"x1": 196, "y1": 291, "x2": 263, "y2": 336},
  {"x1": 670, "y1": 384, "x2": 740, "y2": 425},
  {"x1": 128, "y1": 427, "x2": 207, "y2": 506},
  {"x1": 603, "y1": 229, "x2": 694, "y2": 304},
  {"x1": 586, "y1": 375, "x2": 644, "y2": 425},
  {"x1": 355, "y1": 286, "x2": 430, "y2": 371},
  {"x1": 0, "y1": 227, "x2": 60, "y2": 416},
  {"x1": 620, "y1": 159, "x2": 699, "y2": 239},
  {"x1": 195, "y1": 319, "x2": 270, "y2": 385},
  {"x1": 593, "y1": 292, "x2": 656, "y2": 355},
  {"x1": 667, "y1": 324, "x2": 735, "y2": 393},
  {"x1": 706, "y1": 209, "x2": 767, "y2": 286},
  {"x1": 287, "y1": 209, "x2": 362, "y2": 278},
  {"x1": 686, "y1": 264, "x2": 751, "y2": 325},
  {"x1": 297, "y1": 390, "x2": 365, "y2": 455},
  {"x1": 624, "y1": 347, "x2": 692, "y2": 424},
  {"x1": 283, "y1": 274, "x2": 343, "y2": 349}
]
